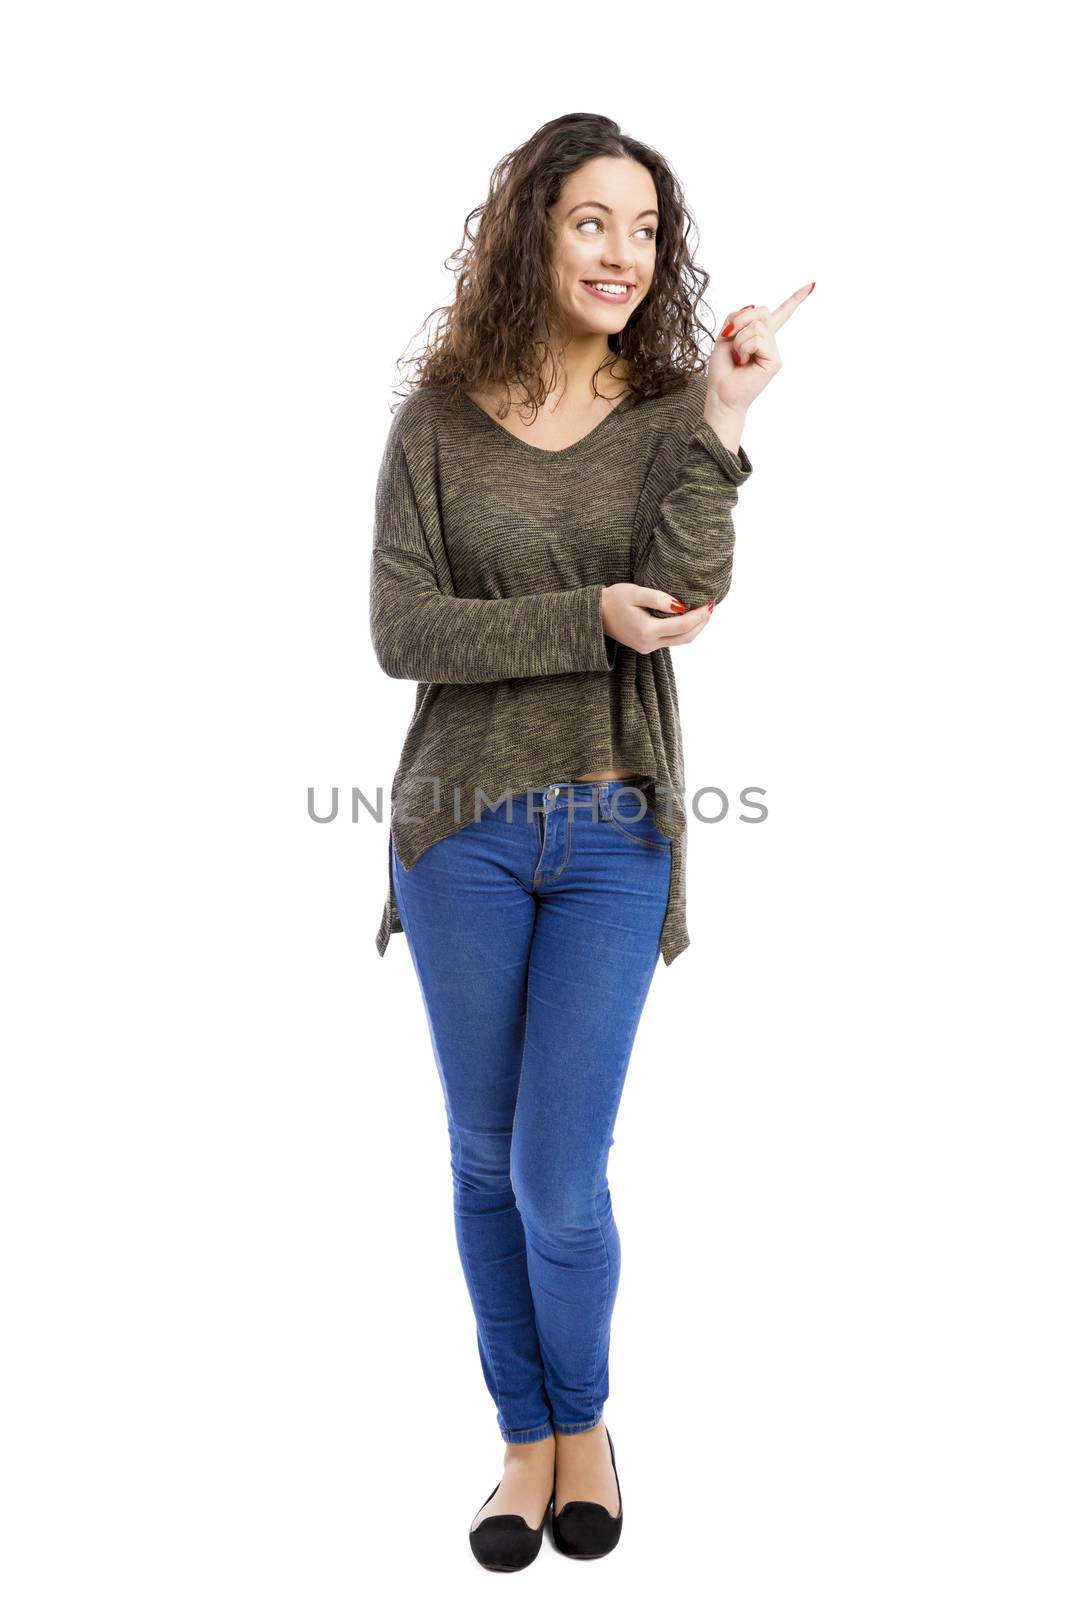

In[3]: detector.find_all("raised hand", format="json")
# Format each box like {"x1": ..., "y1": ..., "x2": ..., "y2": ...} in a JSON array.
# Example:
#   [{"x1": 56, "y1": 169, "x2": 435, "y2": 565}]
[{"x1": 706, "y1": 281, "x2": 814, "y2": 414}]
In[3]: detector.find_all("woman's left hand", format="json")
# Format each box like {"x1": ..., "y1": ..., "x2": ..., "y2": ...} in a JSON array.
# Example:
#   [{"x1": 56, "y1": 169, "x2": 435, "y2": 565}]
[{"x1": 707, "y1": 282, "x2": 814, "y2": 413}]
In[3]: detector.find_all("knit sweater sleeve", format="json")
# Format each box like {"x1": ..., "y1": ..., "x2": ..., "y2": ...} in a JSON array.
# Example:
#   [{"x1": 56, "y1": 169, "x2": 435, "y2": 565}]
[
  {"x1": 632, "y1": 418, "x2": 753, "y2": 610},
  {"x1": 369, "y1": 411, "x2": 618, "y2": 683}
]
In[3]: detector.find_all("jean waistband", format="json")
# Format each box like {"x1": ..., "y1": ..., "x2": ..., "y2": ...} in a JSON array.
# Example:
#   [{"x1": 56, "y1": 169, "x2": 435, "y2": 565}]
[{"x1": 540, "y1": 775, "x2": 653, "y2": 793}]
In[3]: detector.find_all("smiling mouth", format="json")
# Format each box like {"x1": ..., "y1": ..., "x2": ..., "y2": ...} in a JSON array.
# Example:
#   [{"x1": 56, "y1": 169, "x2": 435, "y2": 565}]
[{"x1": 580, "y1": 281, "x2": 635, "y2": 302}]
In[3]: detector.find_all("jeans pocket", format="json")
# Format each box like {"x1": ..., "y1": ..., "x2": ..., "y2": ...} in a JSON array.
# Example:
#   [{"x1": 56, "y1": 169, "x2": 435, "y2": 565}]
[{"x1": 604, "y1": 797, "x2": 672, "y2": 852}]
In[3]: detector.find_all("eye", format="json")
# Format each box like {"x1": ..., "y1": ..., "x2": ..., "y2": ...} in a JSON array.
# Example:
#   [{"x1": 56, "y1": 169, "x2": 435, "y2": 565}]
[{"x1": 577, "y1": 218, "x2": 657, "y2": 240}]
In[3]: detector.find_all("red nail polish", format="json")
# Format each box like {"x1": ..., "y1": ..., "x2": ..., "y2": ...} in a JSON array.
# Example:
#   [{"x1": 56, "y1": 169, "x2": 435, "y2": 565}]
[
  {"x1": 808, "y1": 281, "x2": 815, "y2": 294},
  {"x1": 722, "y1": 303, "x2": 755, "y2": 338},
  {"x1": 707, "y1": 601, "x2": 715, "y2": 611},
  {"x1": 669, "y1": 600, "x2": 685, "y2": 613}
]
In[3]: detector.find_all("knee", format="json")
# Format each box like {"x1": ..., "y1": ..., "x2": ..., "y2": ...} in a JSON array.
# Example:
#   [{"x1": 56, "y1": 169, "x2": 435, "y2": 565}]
[
  {"x1": 448, "y1": 1119, "x2": 515, "y2": 1198},
  {"x1": 511, "y1": 1156, "x2": 601, "y2": 1237}
]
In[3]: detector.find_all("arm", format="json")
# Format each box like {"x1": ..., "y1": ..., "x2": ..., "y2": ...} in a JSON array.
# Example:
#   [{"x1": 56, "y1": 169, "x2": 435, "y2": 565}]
[
  {"x1": 369, "y1": 414, "x2": 617, "y2": 684},
  {"x1": 631, "y1": 401, "x2": 753, "y2": 611}
]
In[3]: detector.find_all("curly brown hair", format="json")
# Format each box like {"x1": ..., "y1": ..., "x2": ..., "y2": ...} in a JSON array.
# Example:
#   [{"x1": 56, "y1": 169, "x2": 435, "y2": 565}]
[{"x1": 391, "y1": 111, "x2": 720, "y2": 418}]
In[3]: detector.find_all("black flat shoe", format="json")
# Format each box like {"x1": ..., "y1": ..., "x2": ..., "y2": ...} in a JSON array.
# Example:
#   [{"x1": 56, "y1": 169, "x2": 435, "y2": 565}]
[
  {"x1": 550, "y1": 1425, "x2": 623, "y2": 1560},
  {"x1": 469, "y1": 1479, "x2": 553, "y2": 1572}
]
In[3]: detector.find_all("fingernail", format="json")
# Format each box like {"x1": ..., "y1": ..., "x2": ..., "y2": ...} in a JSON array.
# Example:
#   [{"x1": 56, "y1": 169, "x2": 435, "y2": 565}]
[
  {"x1": 669, "y1": 600, "x2": 685, "y2": 613},
  {"x1": 721, "y1": 303, "x2": 756, "y2": 338},
  {"x1": 721, "y1": 305, "x2": 755, "y2": 338},
  {"x1": 707, "y1": 601, "x2": 716, "y2": 612},
  {"x1": 808, "y1": 281, "x2": 816, "y2": 294}
]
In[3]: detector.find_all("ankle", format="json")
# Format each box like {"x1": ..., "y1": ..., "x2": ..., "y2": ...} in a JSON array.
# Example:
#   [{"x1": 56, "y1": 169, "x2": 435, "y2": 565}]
[
  {"x1": 555, "y1": 1419, "x2": 606, "y2": 1443},
  {"x1": 504, "y1": 1437, "x2": 555, "y2": 1465}
]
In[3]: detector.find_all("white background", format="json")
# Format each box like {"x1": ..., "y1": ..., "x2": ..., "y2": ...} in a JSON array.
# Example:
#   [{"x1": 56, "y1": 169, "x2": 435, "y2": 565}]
[{"x1": 2, "y1": 2, "x2": 1064, "y2": 1595}]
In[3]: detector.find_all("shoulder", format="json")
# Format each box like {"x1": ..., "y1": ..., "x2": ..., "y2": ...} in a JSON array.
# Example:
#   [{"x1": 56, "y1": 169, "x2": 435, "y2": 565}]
[
  {"x1": 379, "y1": 387, "x2": 479, "y2": 502},
  {"x1": 387, "y1": 385, "x2": 466, "y2": 445},
  {"x1": 385, "y1": 387, "x2": 434, "y2": 447},
  {"x1": 384, "y1": 388, "x2": 485, "y2": 487},
  {"x1": 626, "y1": 371, "x2": 708, "y2": 443}
]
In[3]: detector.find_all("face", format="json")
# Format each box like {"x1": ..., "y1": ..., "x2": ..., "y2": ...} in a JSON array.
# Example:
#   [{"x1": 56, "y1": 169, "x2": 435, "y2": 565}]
[{"x1": 546, "y1": 156, "x2": 659, "y2": 335}]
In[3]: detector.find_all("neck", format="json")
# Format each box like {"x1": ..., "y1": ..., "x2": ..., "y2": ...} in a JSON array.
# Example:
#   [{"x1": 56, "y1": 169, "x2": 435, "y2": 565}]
[{"x1": 536, "y1": 330, "x2": 630, "y2": 405}]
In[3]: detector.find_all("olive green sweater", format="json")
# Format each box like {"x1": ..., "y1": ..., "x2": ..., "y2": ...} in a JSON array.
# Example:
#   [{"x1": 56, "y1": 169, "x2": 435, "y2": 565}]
[{"x1": 369, "y1": 375, "x2": 753, "y2": 966}]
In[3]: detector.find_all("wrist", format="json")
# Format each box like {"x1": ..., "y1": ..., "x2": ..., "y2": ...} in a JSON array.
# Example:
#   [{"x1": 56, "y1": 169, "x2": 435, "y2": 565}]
[{"x1": 703, "y1": 397, "x2": 748, "y2": 454}]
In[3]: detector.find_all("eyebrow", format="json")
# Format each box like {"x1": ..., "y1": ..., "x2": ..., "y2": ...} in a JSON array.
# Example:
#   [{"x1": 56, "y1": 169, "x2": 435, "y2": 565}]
[{"x1": 564, "y1": 200, "x2": 659, "y2": 221}]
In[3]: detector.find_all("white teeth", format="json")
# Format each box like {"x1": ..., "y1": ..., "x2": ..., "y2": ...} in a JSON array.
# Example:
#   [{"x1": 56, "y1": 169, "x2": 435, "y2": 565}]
[{"x1": 586, "y1": 282, "x2": 630, "y2": 295}]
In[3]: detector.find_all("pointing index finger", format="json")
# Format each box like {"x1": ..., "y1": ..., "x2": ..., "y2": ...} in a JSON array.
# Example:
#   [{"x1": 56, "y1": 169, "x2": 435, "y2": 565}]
[{"x1": 769, "y1": 282, "x2": 815, "y2": 333}]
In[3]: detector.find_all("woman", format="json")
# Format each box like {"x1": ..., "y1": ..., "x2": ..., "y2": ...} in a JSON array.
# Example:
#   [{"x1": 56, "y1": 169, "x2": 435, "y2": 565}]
[{"x1": 369, "y1": 111, "x2": 811, "y2": 1570}]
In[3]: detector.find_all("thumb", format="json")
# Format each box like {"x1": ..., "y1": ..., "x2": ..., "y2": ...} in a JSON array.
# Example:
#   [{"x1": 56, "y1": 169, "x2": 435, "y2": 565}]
[{"x1": 637, "y1": 585, "x2": 686, "y2": 614}]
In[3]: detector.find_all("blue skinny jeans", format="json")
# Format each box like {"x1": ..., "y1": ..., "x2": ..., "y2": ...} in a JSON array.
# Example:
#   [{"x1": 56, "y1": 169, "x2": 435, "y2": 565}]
[{"x1": 390, "y1": 777, "x2": 672, "y2": 1442}]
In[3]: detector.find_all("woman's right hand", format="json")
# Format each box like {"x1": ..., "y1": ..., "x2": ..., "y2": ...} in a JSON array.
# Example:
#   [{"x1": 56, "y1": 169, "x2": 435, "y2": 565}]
[{"x1": 601, "y1": 583, "x2": 714, "y2": 655}]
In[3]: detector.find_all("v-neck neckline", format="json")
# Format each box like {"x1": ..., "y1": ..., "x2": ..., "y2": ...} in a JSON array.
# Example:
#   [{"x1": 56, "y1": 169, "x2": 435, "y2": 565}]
[{"x1": 459, "y1": 389, "x2": 638, "y2": 460}]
